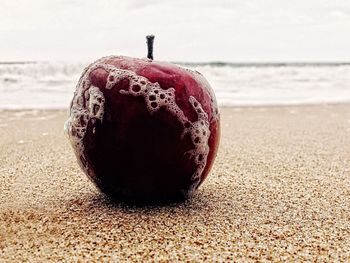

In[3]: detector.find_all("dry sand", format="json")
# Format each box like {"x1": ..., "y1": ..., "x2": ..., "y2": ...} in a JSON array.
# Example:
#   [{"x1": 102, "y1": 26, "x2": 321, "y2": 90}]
[{"x1": 0, "y1": 105, "x2": 350, "y2": 262}]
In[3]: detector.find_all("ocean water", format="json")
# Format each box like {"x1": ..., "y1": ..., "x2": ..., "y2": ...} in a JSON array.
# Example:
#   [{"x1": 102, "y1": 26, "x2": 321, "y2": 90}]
[{"x1": 0, "y1": 61, "x2": 349, "y2": 109}]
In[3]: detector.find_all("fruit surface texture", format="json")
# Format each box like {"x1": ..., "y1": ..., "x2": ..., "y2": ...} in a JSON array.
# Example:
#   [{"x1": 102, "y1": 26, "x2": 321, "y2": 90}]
[{"x1": 66, "y1": 56, "x2": 220, "y2": 201}]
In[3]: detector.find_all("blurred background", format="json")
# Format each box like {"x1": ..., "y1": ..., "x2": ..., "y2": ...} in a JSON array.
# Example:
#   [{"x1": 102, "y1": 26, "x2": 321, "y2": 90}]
[{"x1": 1, "y1": 0, "x2": 350, "y2": 108}]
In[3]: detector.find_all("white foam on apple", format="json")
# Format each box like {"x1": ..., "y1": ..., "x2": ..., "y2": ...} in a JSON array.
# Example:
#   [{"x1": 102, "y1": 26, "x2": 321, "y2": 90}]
[{"x1": 65, "y1": 56, "x2": 214, "y2": 190}]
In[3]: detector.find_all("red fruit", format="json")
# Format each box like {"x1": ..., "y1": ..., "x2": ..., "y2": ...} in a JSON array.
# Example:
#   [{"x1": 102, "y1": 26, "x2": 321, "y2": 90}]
[{"x1": 65, "y1": 55, "x2": 220, "y2": 202}]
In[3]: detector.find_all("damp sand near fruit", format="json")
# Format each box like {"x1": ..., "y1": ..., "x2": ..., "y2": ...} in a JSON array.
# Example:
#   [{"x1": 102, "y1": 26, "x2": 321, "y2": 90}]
[{"x1": 1, "y1": 105, "x2": 350, "y2": 261}]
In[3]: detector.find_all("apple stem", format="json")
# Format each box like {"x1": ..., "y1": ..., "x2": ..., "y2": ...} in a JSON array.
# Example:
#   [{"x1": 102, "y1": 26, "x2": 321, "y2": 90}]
[{"x1": 146, "y1": 35, "x2": 155, "y2": 60}]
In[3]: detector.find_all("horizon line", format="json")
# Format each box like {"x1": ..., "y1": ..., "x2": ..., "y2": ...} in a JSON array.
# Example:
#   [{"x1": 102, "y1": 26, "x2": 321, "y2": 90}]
[{"x1": 1, "y1": 60, "x2": 350, "y2": 67}]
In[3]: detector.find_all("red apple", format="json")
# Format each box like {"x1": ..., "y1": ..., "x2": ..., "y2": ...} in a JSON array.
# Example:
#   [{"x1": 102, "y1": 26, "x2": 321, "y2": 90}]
[{"x1": 65, "y1": 36, "x2": 220, "y2": 202}]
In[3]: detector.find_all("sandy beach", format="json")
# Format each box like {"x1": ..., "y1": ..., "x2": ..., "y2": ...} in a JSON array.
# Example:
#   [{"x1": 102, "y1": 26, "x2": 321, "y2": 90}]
[{"x1": 1, "y1": 104, "x2": 350, "y2": 261}]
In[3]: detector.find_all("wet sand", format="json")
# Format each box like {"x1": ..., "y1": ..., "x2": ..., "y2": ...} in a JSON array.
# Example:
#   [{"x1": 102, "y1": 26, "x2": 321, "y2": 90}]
[{"x1": 1, "y1": 105, "x2": 350, "y2": 261}]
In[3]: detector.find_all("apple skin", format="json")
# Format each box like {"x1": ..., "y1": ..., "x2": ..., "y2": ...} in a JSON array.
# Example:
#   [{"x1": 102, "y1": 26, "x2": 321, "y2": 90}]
[{"x1": 65, "y1": 56, "x2": 220, "y2": 202}]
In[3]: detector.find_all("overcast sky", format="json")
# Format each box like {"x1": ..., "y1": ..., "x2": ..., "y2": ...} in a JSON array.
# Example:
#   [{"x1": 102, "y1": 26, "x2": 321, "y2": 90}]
[{"x1": 1, "y1": 0, "x2": 350, "y2": 62}]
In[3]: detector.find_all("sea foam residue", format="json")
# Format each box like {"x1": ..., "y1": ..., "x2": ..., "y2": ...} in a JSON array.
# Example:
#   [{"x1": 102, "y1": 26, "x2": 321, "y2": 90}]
[{"x1": 1, "y1": 62, "x2": 350, "y2": 108}]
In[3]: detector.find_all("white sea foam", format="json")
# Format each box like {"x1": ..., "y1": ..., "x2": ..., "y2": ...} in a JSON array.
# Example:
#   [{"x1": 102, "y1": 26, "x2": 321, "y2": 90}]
[{"x1": 1, "y1": 62, "x2": 350, "y2": 109}]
